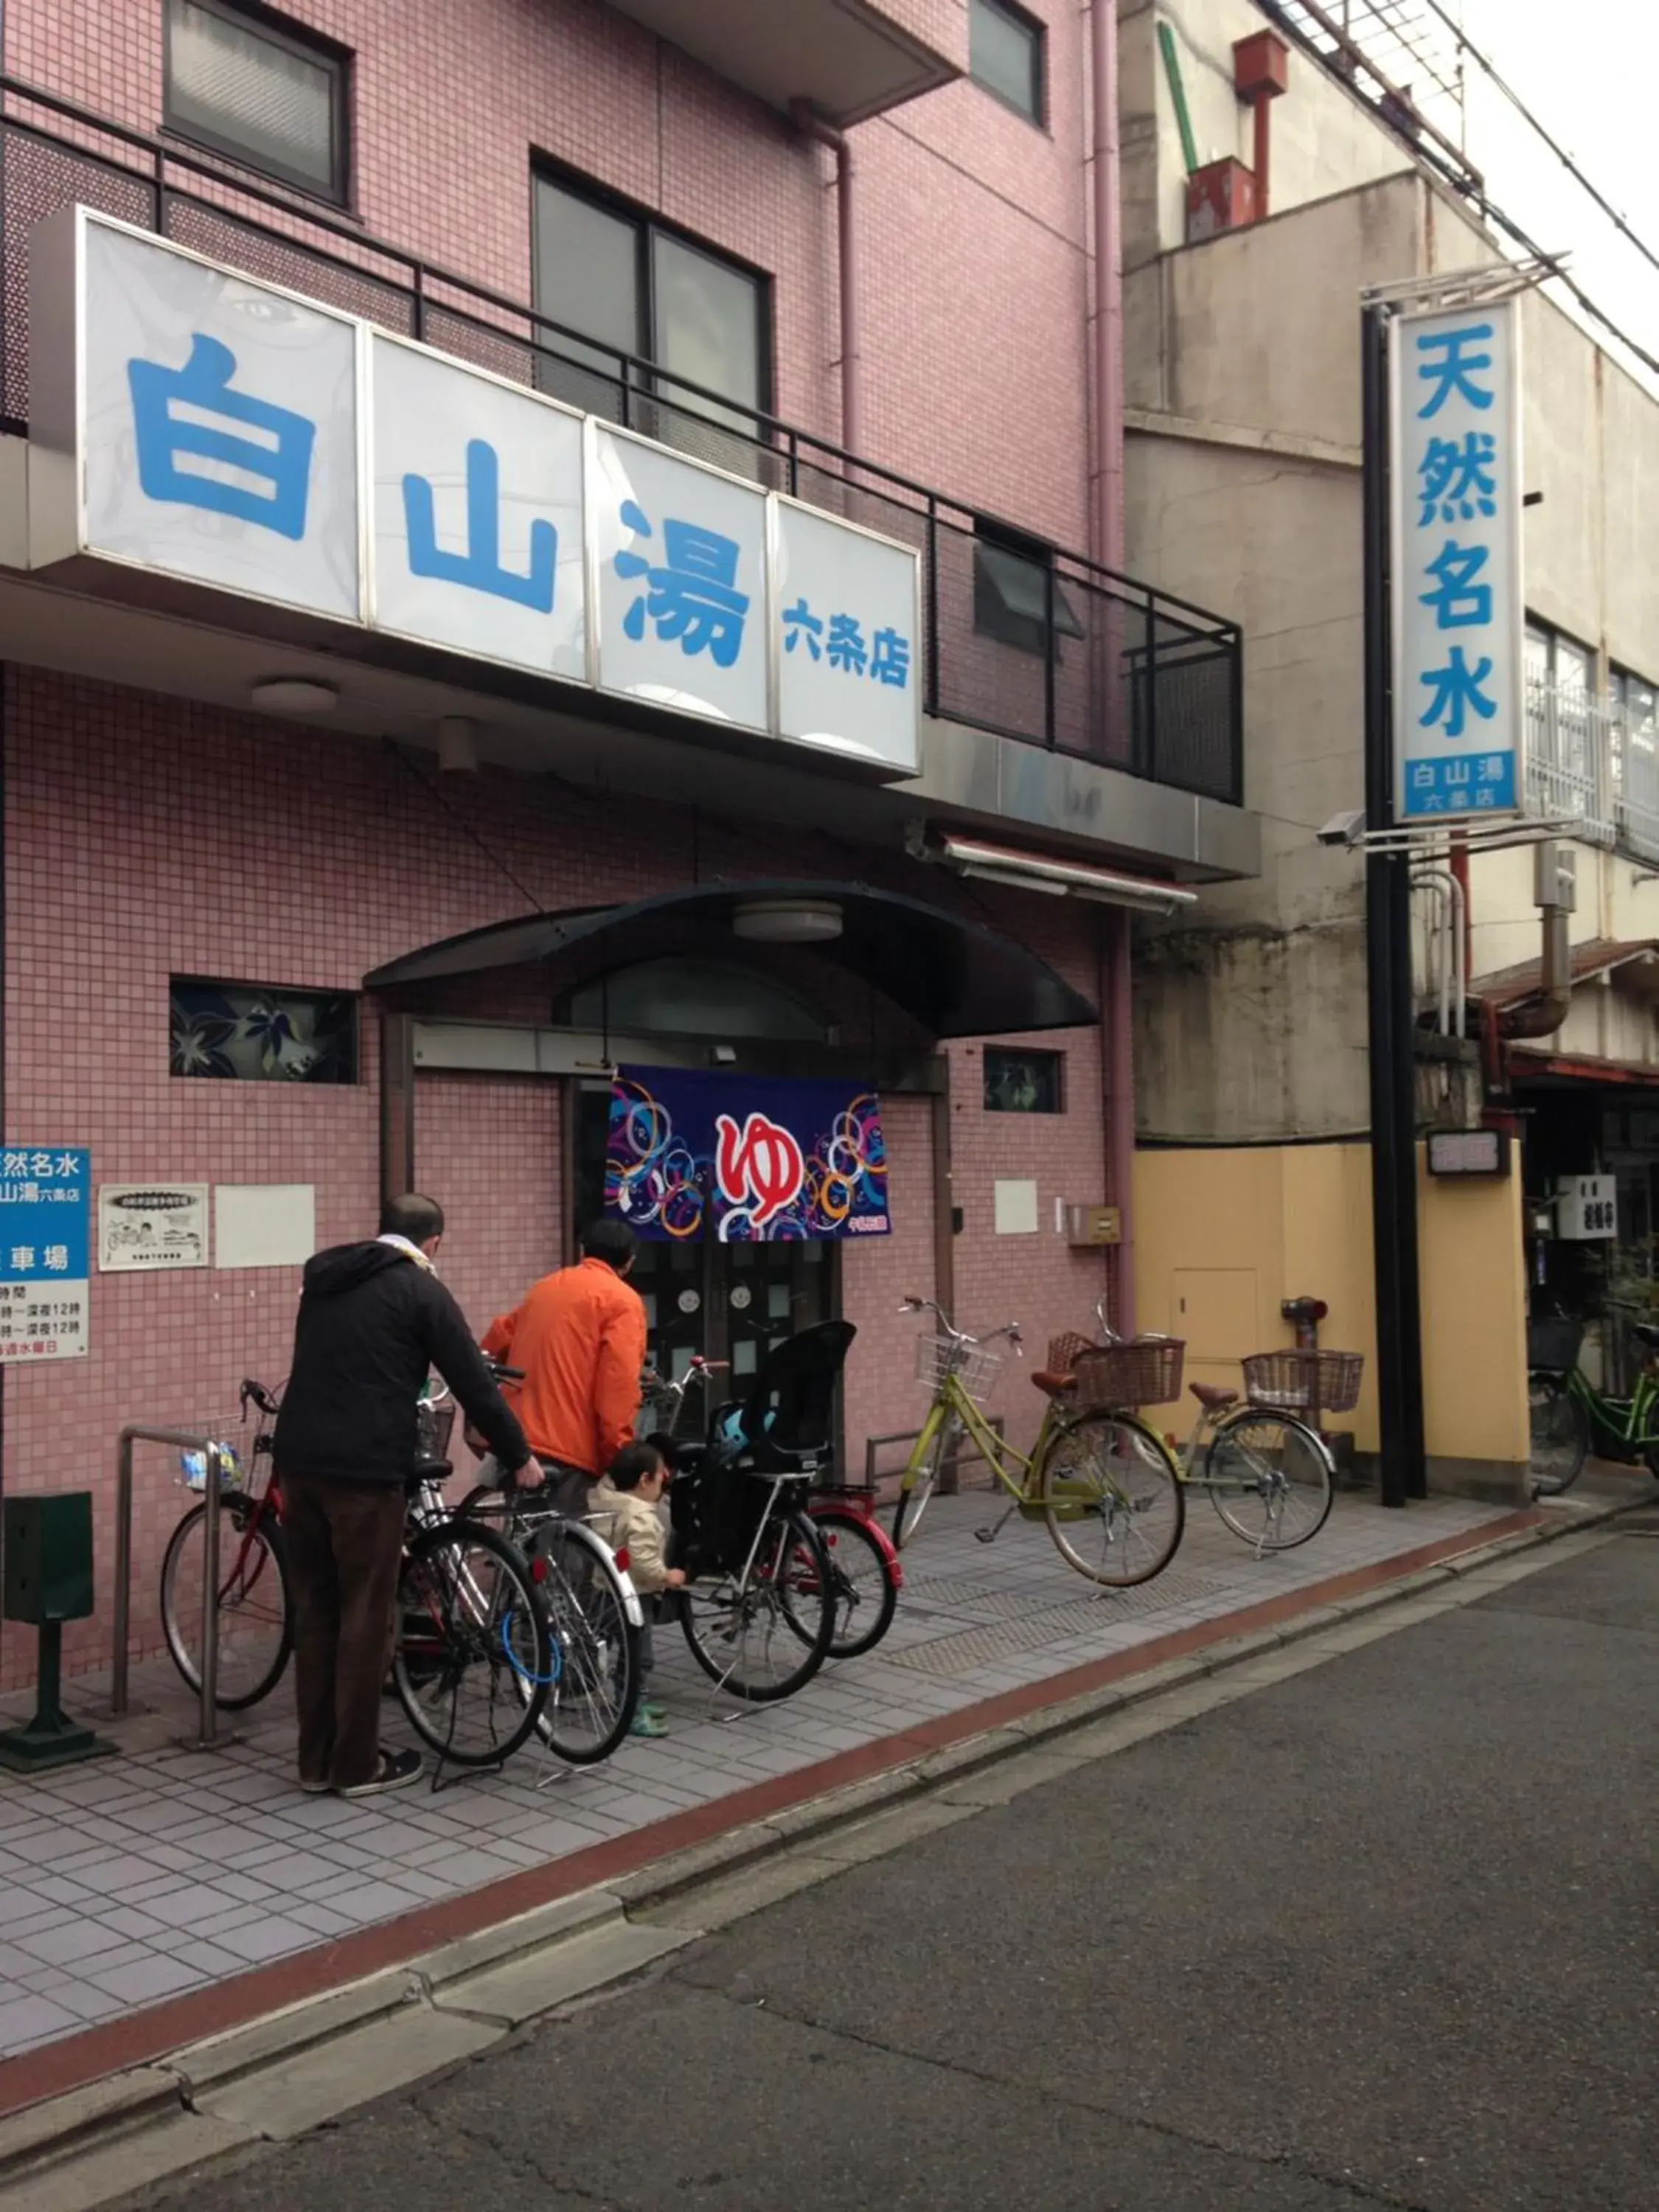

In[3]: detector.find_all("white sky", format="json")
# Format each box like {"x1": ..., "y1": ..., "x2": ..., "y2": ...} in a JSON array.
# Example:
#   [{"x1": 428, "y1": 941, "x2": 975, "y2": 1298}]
[{"x1": 1431, "y1": 0, "x2": 1659, "y2": 387}]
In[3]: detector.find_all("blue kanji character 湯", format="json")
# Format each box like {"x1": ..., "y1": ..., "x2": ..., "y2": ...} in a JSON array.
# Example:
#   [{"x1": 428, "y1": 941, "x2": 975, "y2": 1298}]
[
  {"x1": 869, "y1": 628, "x2": 911, "y2": 689},
  {"x1": 403, "y1": 439, "x2": 556, "y2": 611},
  {"x1": 782, "y1": 598, "x2": 824, "y2": 661},
  {"x1": 1419, "y1": 646, "x2": 1497, "y2": 738},
  {"x1": 1415, "y1": 323, "x2": 1495, "y2": 418},
  {"x1": 614, "y1": 501, "x2": 748, "y2": 667},
  {"x1": 1419, "y1": 540, "x2": 1492, "y2": 630},
  {"x1": 1418, "y1": 432, "x2": 1498, "y2": 526},
  {"x1": 127, "y1": 333, "x2": 316, "y2": 540},
  {"x1": 827, "y1": 613, "x2": 867, "y2": 675}
]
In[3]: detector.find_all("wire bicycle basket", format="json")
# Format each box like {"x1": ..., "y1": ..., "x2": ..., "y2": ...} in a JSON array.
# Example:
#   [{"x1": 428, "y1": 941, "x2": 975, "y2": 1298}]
[
  {"x1": 916, "y1": 1332, "x2": 1004, "y2": 1408},
  {"x1": 1242, "y1": 1350, "x2": 1364, "y2": 1416},
  {"x1": 1071, "y1": 1338, "x2": 1186, "y2": 1410}
]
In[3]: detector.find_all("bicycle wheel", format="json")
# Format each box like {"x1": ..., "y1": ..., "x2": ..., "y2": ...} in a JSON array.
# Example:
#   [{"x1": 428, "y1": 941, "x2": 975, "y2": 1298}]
[
  {"x1": 528, "y1": 1520, "x2": 641, "y2": 1766},
  {"x1": 1529, "y1": 1371, "x2": 1588, "y2": 1496},
  {"x1": 890, "y1": 1408, "x2": 955, "y2": 1551},
  {"x1": 681, "y1": 1506, "x2": 835, "y2": 1702},
  {"x1": 809, "y1": 1509, "x2": 899, "y2": 1660},
  {"x1": 1037, "y1": 1411, "x2": 1185, "y2": 1587},
  {"x1": 1205, "y1": 1410, "x2": 1334, "y2": 1551},
  {"x1": 161, "y1": 1495, "x2": 292, "y2": 1709},
  {"x1": 393, "y1": 1520, "x2": 549, "y2": 1768}
]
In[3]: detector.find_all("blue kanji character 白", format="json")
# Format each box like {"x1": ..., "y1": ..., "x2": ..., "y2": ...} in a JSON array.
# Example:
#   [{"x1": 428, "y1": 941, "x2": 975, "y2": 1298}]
[
  {"x1": 869, "y1": 628, "x2": 911, "y2": 689},
  {"x1": 127, "y1": 333, "x2": 316, "y2": 540},
  {"x1": 827, "y1": 613, "x2": 867, "y2": 675},
  {"x1": 1419, "y1": 646, "x2": 1498, "y2": 738},
  {"x1": 1419, "y1": 540, "x2": 1492, "y2": 630},
  {"x1": 614, "y1": 501, "x2": 749, "y2": 667},
  {"x1": 1418, "y1": 432, "x2": 1498, "y2": 526},
  {"x1": 782, "y1": 598, "x2": 824, "y2": 661},
  {"x1": 1415, "y1": 323, "x2": 1495, "y2": 418},
  {"x1": 403, "y1": 439, "x2": 556, "y2": 611}
]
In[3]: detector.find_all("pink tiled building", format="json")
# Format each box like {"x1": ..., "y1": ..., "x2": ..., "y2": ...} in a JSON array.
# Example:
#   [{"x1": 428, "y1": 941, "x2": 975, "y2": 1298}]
[{"x1": 0, "y1": 0, "x2": 1254, "y2": 1685}]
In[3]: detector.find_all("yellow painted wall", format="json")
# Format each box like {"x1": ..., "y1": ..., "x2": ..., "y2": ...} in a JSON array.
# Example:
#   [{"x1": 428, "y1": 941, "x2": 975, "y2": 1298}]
[{"x1": 1133, "y1": 1141, "x2": 1529, "y2": 1476}]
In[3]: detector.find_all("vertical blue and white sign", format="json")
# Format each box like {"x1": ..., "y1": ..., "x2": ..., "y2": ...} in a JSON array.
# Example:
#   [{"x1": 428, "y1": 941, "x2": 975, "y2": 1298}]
[
  {"x1": 0, "y1": 1147, "x2": 90, "y2": 1362},
  {"x1": 369, "y1": 335, "x2": 588, "y2": 679},
  {"x1": 589, "y1": 423, "x2": 770, "y2": 732},
  {"x1": 74, "y1": 220, "x2": 361, "y2": 621},
  {"x1": 772, "y1": 498, "x2": 919, "y2": 773},
  {"x1": 1391, "y1": 298, "x2": 1524, "y2": 821}
]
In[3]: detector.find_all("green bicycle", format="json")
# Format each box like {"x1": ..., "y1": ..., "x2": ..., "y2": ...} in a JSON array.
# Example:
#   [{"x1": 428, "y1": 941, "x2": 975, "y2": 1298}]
[
  {"x1": 888, "y1": 1297, "x2": 1186, "y2": 1587},
  {"x1": 1528, "y1": 1317, "x2": 1659, "y2": 1497}
]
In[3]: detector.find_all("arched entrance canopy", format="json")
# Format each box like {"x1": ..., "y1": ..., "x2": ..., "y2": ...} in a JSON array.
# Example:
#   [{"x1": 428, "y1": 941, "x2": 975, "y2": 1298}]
[{"x1": 364, "y1": 880, "x2": 1097, "y2": 1037}]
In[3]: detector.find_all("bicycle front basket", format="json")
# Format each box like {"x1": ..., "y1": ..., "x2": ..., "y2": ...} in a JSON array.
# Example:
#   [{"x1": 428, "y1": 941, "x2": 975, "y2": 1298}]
[
  {"x1": 915, "y1": 1333, "x2": 1004, "y2": 1408},
  {"x1": 1526, "y1": 1316, "x2": 1582, "y2": 1374},
  {"x1": 1242, "y1": 1350, "x2": 1364, "y2": 1416},
  {"x1": 1070, "y1": 1338, "x2": 1185, "y2": 1409}
]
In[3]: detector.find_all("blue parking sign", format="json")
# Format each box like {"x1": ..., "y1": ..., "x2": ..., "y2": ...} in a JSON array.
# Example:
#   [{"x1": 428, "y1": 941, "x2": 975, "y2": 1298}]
[{"x1": 0, "y1": 1147, "x2": 90, "y2": 1360}]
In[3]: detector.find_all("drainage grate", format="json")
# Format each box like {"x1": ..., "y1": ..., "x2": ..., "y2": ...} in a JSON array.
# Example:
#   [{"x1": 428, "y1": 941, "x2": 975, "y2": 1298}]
[{"x1": 888, "y1": 1572, "x2": 1233, "y2": 1677}]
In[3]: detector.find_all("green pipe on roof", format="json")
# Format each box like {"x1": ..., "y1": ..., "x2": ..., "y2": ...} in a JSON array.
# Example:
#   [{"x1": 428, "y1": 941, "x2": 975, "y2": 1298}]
[{"x1": 1158, "y1": 18, "x2": 1201, "y2": 177}]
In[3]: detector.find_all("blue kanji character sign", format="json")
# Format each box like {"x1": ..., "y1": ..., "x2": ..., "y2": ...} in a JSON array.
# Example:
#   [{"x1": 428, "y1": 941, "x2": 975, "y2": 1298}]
[
  {"x1": 128, "y1": 333, "x2": 316, "y2": 540},
  {"x1": 403, "y1": 439, "x2": 557, "y2": 611},
  {"x1": 614, "y1": 501, "x2": 750, "y2": 668}
]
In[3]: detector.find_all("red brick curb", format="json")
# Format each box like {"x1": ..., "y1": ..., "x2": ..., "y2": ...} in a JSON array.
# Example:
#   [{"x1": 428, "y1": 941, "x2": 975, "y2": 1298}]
[{"x1": 0, "y1": 1504, "x2": 1543, "y2": 2121}]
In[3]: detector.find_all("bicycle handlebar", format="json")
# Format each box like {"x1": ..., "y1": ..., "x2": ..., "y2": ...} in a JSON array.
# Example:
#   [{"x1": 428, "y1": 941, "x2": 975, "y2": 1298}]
[{"x1": 900, "y1": 1295, "x2": 1022, "y2": 1349}]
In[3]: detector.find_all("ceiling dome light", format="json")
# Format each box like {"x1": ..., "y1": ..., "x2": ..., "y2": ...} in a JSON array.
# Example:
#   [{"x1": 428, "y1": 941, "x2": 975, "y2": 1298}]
[
  {"x1": 731, "y1": 898, "x2": 844, "y2": 945},
  {"x1": 250, "y1": 677, "x2": 339, "y2": 714}
]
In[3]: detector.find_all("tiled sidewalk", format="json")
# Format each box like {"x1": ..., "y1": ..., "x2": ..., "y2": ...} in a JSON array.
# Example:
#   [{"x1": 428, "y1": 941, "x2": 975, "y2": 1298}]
[{"x1": 0, "y1": 1486, "x2": 1517, "y2": 2071}]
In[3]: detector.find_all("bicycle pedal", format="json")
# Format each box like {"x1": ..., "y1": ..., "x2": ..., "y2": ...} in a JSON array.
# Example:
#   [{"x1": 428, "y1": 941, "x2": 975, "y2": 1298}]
[{"x1": 973, "y1": 1526, "x2": 998, "y2": 1545}]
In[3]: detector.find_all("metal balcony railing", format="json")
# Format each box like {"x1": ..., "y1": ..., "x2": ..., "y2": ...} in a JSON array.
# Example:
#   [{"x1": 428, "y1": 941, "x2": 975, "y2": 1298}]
[
  {"x1": 0, "y1": 77, "x2": 1245, "y2": 807},
  {"x1": 1524, "y1": 673, "x2": 1659, "y2": 863}
]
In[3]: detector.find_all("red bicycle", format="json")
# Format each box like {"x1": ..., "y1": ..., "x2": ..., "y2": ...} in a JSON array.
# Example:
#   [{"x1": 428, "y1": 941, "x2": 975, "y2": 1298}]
[{"x1": 643, "y1": 1355, "x2": 902, "y2": 1660}]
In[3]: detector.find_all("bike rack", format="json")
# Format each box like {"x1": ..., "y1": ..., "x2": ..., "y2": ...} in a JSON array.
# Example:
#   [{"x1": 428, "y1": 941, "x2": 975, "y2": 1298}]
[{"x1": 113, "y1": 1424, "x2": 239, "y2": 1749}]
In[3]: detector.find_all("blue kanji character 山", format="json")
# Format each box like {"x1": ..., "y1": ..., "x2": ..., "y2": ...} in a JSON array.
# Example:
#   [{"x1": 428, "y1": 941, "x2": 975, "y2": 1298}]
[
  {"x1": 869, "y1": 627, "x2": 911, "y2": 689},
  {"x1": 127, "y1": 333, "x2": 316, "y2": 539},
  {"x1": 1418, "y1": 432, "x2": 1498, "y2": 526},
  {"x1": 827, "y1": 613, "x2": 867, "y2": 675},
  {"x1": 1419, "y1": 540, "x2": 1492, "y2": 630},
  {"x1": 1420, "y1": 646, "x2": 1498, "y2": 738},
  {"x1": 782, "y1": 598, "x2": 824, "y2": 661},
  {"x1": 403, "y1": 439, "x2": 557, "y2": 611},
  {"x1": 1415, "y1": 323, "x2": 1495, "y2": 418},
  {"x1": 614, "y1": 501, "x2": 749, "y2": 667}
]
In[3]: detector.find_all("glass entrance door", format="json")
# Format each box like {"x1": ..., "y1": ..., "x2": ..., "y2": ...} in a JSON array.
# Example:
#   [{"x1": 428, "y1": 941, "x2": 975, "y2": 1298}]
[{"x1": 571, "y1": 1081, "x2": 837, "y2": 1395}]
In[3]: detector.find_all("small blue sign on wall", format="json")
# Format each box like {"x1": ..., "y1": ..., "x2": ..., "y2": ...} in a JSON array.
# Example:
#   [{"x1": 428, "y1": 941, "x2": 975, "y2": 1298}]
[{"x1": 0, "y1": 1147, "x2": 90, "y2": 1360}]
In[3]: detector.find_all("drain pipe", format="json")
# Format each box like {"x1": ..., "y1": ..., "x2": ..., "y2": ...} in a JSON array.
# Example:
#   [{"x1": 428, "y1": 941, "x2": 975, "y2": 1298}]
[
  {"x1": 791, "y1": 100, "x2": 861, "y2": 458},
  {"x1": 1500, "y1": 841, "x2": 1575, "y2": 1040}
]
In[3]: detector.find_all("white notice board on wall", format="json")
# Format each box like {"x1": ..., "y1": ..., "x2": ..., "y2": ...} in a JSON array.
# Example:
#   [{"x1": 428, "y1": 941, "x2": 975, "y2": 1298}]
[{"x1": 215, "y1": 1185, "x2": 316, "y2": 1269}]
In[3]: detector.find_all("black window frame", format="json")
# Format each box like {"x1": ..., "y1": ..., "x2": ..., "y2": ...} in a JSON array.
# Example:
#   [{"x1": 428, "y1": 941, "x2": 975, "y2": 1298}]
[
  {"x1": 983, "y1": 1046, "x2": 1065, "y2": 1115},
  {"x1": 529, "y1": 163, "x2": 775, "y2": 437},
  {"x1": 973, "y1": 519, "x2": 1085, "y2": 658},
  {"x1": 162, "y1": 0, "x2": 352, "y2": 209},
  {"x1": 968, "y1": 0, "x2": 1047, "y2": 128}
]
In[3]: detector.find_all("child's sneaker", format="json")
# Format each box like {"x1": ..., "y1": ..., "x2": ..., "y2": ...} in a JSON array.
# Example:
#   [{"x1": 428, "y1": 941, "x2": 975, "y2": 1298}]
[
  {"x1": 640, "y1": 1699, "x2": 667, "y2": 1722},
  {"x1": 629, "y1": 1708, "x2": 670, "y2": 1739}
]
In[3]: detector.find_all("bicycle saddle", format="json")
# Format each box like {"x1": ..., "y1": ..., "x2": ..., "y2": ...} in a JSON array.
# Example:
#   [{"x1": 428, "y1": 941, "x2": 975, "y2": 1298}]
[
  {"x1": 1031, "y1": 1368, "x2": 1076, "y2": 1398},
  {"x1": 1189, "y1": 1382, "x2": 1239, "y2": 1410},
  {"x1": 1632, "y1": 1322, "x2": 1659, "y2": 1351}
]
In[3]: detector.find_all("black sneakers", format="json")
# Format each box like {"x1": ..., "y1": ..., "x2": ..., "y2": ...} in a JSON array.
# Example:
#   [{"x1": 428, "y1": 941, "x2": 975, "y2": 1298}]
[{"x1": 338, "y1": 1747, "x2": 424, "y2": 1798}]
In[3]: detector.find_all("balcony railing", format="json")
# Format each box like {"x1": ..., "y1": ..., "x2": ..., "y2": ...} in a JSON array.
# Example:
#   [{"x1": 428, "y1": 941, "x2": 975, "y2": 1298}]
[
  {"x1": 1525, "y1": 674, "x2": 1659, "y2": 862},
  {"x1": 0, "y1": 77, "x2": 1245, "y2": 809}
]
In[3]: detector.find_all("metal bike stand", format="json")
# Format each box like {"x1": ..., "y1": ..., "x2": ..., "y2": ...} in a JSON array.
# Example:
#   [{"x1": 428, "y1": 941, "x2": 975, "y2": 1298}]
[{"x1": 113, "y1": 1423, "x2": 243, "y2": 1748}]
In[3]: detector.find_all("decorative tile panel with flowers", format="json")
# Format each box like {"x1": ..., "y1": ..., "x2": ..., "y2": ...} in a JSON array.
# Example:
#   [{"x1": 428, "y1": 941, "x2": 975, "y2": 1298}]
[{"x1": 169, "y1": 978, "x2": 358, "y2": 1083}]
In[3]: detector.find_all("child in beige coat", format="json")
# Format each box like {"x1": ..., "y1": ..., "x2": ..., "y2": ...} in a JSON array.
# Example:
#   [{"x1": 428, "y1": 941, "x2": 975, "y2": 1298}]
[{"x1": 592, "y1": 1441, "x2": 685, "y2": 1737}]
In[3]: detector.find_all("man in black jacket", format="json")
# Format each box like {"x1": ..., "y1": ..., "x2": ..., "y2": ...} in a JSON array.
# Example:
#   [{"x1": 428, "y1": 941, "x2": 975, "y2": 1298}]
[{"x1": 274, "y1": 1193, "x2": 537, "y2": 1797}]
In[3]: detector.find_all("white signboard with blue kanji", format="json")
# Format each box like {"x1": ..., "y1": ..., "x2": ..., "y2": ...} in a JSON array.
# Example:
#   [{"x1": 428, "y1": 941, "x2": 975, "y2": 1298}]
[
  {"x1": 589, "y1": 424, "x2": 770, "y2": 731},
  {"x1": 48, "y1": 216, "x2": 361, "y2": 622},
  {"x1": 772, "y1": 498, "x2": 919, "y2": 772},
  {"x1": 1391, "y1": 298, "x2": 1524, "y2": 821},
  {"x1": 369, "y1": 335, "x2": 588, "y2": 681},
  {"x1": 0, "y1": 1147, "x2": 90, "y2": 1362}
]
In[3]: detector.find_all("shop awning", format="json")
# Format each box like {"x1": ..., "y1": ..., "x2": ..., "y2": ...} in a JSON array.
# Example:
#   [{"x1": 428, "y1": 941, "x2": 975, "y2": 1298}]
[
  {"x1": 364, "y1": 880, "x2": 1098, "y2": 1037},
  {"x1": 1473, "y1": 936, "x2": 1659, "y2": 1009}
]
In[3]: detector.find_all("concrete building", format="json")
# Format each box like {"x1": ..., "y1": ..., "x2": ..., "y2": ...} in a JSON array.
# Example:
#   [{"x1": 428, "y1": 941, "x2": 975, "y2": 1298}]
[
  {"x1": 1118, "y1": 0, "x2": 1659, "y2": 1490},
  {"x1": 0, "y1": 0, "x2": 1261, "y2": 1685}
]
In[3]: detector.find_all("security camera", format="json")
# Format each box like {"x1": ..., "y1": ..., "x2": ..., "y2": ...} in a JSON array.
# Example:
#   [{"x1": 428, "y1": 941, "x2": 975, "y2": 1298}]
[{"x1": 1316, "y1": 809, "x2": 1366, "y2": 848}]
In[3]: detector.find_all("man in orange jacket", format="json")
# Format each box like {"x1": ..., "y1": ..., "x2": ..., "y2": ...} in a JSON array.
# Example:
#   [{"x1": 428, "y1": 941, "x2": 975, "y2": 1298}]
[{"x1": 480, "y1": 1217, "x2": 648, "y2": 1518}]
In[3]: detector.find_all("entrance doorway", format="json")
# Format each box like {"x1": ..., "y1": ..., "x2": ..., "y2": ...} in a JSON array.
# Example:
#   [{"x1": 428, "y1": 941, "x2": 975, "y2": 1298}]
[{"x1": 571, "y1": 1083, "x2": 837, "y2": 1388}]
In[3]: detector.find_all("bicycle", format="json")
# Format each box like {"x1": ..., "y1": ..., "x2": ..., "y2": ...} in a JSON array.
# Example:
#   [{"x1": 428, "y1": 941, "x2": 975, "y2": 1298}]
[
  {"x1": 888, "y1": 1298, "x2": 1186, "y2": 1588},
  {"x1": 161, "y1": 1371, "x2": 557, "y2": 1772},
  {"x1": 1526, "y1": 1315, "x2": 1659, "y2": 1497},
  {"x1": 646, "y1": 1354, "x2": 902, "y2": 1661}
]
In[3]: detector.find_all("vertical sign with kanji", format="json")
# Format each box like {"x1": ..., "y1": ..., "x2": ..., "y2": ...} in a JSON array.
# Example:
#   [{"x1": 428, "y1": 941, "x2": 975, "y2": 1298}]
[
  {"x1": 1391, "y1": 298, "x2": 1524, "y2": 821},
  {"x1": 0, "y1": 1147, "x2": 90, "y2": 1360}
]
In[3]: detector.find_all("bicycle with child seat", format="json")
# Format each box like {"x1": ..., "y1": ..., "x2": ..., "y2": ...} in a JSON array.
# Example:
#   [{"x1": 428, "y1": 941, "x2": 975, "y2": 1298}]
[
  {"x1": 159, "y1": 1369, "x2": 585, "y2": 1773},
  {"x1": 888, "y1": 1297, "x2": 1187, "y2": 1587},
  {"x1": 644, "y1": 1355, "x2": 902, "y2": 1661}
]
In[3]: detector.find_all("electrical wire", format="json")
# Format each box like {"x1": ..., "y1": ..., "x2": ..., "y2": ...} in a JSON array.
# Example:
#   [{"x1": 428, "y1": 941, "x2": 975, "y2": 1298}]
[{"x1": 381, "y1": 738, "x2": 546, "y2": 915}]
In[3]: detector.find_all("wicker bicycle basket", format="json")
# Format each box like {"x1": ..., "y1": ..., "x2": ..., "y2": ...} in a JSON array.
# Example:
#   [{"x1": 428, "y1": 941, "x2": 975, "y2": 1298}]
[
  {"x1": 915, "y1": 1332, "x2": 1004, "y2": 1408},
  {"x1": 1241, "y1": 1350, "x2": 1364, "y2": 1416},
  {"x1": 415, "y1": 1399, "x2": 456, "y2": 1461},
  {"x1": 1069, "y1": 1337, "x2": 1186, "y2": 1410}
]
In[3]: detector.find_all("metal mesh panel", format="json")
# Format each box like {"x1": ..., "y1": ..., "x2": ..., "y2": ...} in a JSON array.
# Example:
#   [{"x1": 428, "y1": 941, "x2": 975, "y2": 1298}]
[
  {"x1": 163, "y1": 198, "x2": 414, "y2": 335},
  {"x1": 1141, "y1": 629, "x2": 1242, "y2": 803},
  {"x1": 1, "y1": 131, "x2": 153, "y2": 421}
]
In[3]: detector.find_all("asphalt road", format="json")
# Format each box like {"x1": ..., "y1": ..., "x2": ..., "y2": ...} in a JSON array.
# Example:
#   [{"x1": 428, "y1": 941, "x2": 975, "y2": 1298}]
[{"x1": 124, "y1": 1533, "x2": 1659, "y2": 2212}]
